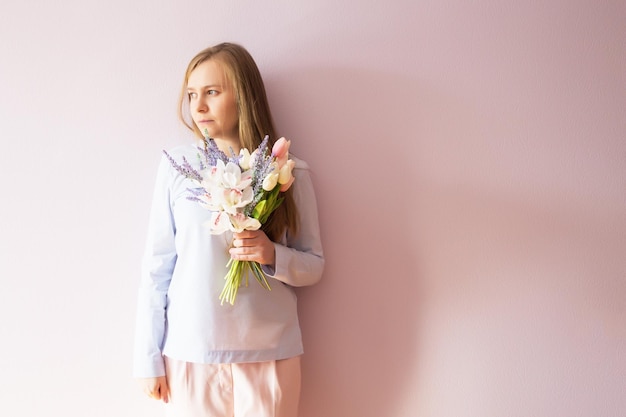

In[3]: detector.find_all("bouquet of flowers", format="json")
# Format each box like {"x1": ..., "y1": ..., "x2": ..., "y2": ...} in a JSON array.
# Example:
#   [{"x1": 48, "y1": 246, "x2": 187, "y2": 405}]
[{"x1": 163, "y1": 135, "x2": 295, "y2": 305}]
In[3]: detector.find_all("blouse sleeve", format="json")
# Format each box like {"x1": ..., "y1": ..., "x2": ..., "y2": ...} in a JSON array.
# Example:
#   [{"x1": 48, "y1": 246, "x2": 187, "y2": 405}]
[
  {"x1": 133, "y1": 155, "x2": 177, "y2": 378},
  {"x1": 264, "y1": 158, "x2": 325, "y2": 287}
]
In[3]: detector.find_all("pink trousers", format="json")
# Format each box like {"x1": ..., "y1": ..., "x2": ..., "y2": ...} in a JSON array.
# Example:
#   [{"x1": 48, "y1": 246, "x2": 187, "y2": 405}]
[{"x1": 164, "y1": 355, "x2": 301, "y2": 417}]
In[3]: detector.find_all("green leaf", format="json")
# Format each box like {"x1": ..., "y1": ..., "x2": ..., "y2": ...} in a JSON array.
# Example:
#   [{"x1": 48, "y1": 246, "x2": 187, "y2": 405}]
[{"x1": 252, "y1": 200, "x2": 267, "y2": 219}]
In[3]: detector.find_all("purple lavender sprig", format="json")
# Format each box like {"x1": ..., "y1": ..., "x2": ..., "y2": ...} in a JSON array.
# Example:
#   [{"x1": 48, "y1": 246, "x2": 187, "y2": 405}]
[
  {"x1": 199, "y1": 138, "x2": 234, "y2": 166},
  {"x1": 245, "y1": 136, "x2": 276, "y2": 216},
  {"x1": 162, "y1": 150, "x2": 203, "y2": 182},
  {"x1": 195, "y1": 152, "x2": 205, "y2": 171},
  {"x1": 185, "y1": 187, "x2": 206, "y2": 203},
  {"x1": 194, "y1": 139, "x2": 236, "y2": 170}
]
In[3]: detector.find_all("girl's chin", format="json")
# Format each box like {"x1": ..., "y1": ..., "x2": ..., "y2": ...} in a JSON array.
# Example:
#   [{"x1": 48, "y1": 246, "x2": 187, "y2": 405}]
[{"x1": 196, "y1": 126, "x2": 218, "y2": 138}]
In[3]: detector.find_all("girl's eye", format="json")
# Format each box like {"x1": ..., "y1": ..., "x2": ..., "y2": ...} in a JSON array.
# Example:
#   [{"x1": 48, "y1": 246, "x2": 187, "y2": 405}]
[
  {"x1": 188, "y1": 92, "x2": 197, "y2": 100},
  {"x1": 208, "y1": 89, "x2": 218, "y2": 96}
]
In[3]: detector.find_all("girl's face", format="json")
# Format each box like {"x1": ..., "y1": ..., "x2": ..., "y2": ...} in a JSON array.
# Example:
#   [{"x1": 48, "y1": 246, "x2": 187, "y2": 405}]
[{"x1": 187, "y1": 59, "x2": 239, "y2": 145}]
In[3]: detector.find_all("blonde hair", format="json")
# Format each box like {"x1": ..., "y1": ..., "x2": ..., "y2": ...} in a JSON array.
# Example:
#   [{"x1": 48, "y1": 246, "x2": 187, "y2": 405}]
[{"x1": 178, "y1": 42, "x2": 298, "y2": 240}]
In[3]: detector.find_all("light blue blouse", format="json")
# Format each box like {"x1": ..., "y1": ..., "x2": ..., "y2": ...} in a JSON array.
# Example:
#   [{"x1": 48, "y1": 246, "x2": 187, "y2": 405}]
[{"x1": 133, "y1": 143, "x2": 324, "y2": 378}]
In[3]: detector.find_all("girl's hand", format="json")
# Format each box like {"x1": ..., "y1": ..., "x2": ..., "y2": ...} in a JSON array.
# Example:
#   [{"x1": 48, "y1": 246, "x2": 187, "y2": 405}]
[
  {"x1": 138, "y1": 376, "x2": 169, "y2": 403},
  {"x1": 230, "y1": 230, "x2": 276, "y2": 266}
]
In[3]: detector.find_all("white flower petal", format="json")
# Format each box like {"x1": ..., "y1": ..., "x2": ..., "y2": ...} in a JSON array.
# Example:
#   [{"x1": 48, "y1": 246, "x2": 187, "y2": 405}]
[
  {"x1": 262, "y1": 172, "x2": 279, "y2": 191},
  {"x1": 206, "y1": 212, "x2": 231, "y2": 234}
]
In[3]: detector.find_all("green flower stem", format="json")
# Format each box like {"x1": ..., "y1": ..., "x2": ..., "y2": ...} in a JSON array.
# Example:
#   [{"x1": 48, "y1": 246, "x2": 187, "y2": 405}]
[
  {"x1": 219, "y1": 259, "x2": 272, "y2": 305},
  {"x1": 220, "y1": 184, "x2": 284, "y2": 305}
]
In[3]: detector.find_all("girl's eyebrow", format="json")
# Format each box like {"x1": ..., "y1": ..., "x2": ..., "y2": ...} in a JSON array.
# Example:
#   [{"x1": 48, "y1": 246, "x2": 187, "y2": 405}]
[{"x1": 187, "y1": 84, "x2": 221, "y2": 90}]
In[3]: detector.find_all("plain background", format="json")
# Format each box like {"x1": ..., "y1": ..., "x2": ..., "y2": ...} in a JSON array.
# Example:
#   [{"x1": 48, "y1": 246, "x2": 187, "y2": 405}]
[{"x1": 0, "y1": 1, "x2": 624, "y2": 416}]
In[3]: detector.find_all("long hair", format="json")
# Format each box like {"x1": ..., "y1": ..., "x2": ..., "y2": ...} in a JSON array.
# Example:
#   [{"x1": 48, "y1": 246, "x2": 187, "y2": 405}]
[{"x1": 178, "y1": 43, "x2": 298, "y2": 241}]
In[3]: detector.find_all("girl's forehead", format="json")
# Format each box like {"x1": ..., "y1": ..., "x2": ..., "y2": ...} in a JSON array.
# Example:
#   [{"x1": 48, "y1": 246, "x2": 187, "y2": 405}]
[{"x1": 188, "y1": 59, "x2": 229, "y2": 87}]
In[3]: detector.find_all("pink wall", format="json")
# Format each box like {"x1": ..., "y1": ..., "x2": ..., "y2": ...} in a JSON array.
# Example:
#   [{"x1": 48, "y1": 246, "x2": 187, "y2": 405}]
[{"x1": 0, "y1": 1, "x2": 623, "y2": 416}]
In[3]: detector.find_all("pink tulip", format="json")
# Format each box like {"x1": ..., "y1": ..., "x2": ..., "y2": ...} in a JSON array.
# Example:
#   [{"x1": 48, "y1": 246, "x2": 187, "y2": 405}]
[{"x1": 271, "y1": 137, "x2": 290, "y2": 161}]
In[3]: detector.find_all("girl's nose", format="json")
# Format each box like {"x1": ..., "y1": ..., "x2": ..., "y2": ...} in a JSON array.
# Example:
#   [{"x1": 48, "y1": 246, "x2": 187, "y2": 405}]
[{"x1": 194, "y1": 98, "x2": 207, "y2": 113}]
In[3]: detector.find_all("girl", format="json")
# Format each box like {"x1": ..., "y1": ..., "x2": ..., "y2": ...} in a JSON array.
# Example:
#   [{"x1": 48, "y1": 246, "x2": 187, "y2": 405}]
[{"x1": 133, "y1": 42, "x2": 324, "y2": 417}]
